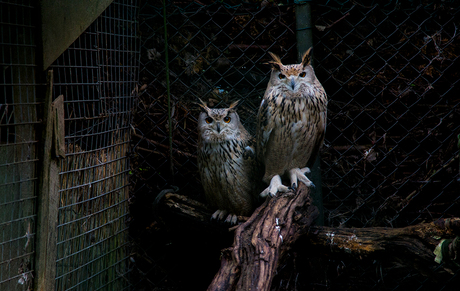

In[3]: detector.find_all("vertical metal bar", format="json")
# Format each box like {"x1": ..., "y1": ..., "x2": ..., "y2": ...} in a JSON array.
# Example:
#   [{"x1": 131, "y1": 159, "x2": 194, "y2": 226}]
[
  {"x1": 458, "y1": 134, "x2": 460, "y2": 182},
  {"x1": 163, "y1": 0, "x2": 174, "y2": 177},
  {"x1": 295, "y1": 1, "x2": 313, "y2": 63},
  {"x1": 296, "y1": 0, "x2": 324, "y2": 225}
]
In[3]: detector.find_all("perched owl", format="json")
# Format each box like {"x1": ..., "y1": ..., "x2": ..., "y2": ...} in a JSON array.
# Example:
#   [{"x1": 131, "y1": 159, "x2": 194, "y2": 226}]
[
  {"x1": 197, "y1": 100, "x2": 259, "y2": 224},
  {"x1": 257, "y1": 48, "x2": 327, "y2": 197}
]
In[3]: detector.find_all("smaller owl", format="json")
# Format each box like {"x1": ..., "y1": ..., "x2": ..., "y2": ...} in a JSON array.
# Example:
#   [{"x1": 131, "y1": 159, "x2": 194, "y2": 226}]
[{"x1": 197, "y1": 99, "x2": 258, "y2": 224}]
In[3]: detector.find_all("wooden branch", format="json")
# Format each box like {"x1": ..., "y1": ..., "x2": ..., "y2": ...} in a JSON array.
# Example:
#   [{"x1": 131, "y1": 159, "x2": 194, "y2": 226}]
[
  {"x1": 158, "y1": 189, "x2": 460, "y2": 289},
  {"x1": 307, "y1": 219, "x2": 460, "y2": 268},
  {"x1": 159, "y1": 192, "x2": 249, "y2": 225}
]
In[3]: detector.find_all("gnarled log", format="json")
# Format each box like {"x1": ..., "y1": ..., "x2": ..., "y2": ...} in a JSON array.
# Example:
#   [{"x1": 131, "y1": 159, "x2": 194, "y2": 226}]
[{"x1": 207, "y1": 183, "x2": 318, "y2": 291}]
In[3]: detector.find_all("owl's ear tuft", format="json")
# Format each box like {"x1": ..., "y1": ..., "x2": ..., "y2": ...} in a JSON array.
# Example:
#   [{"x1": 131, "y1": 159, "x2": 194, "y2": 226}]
[
  {"x1": 268, "y1": 51, "x2": 283, "y2": 64},
  {"x1": 197, "y1": 98, "x2": 210, "y2": 113},
  {"x1": 301, "y1": 47, "x2": 313, "y2": 67},
  {"x1": 267, "y1": 52, "x2": 283, "y2": 71},
  {"x1": 228, "y1": 100, "x2": 240, "y2": 112}
]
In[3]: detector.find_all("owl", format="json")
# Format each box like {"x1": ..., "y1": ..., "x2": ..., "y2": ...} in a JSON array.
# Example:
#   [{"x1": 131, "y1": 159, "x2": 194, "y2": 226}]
[
  {"x1": 197, "y1": 99, "x2": 259, "y2": 224},
  {"x1": 257, "y1": 48, "x2": 327, "y2": 197}
]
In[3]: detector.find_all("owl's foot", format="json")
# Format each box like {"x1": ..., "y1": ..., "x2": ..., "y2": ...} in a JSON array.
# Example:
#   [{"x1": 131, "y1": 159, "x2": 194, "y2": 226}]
[
  {"x1": 211, "y1": 210, "x2": 239, "y2": 225},
  {"x1": 260, "y1": 175, "x2": 289, "y2": 197},
  {"x1": 289, "y1": 167, "x2": 315, "y2": 189}
]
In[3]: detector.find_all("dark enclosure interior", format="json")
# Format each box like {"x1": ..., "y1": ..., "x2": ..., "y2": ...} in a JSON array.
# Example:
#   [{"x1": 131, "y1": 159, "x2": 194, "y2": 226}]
[{"x1": 129, "y1": 0, "x2": 460, "y2": 290}]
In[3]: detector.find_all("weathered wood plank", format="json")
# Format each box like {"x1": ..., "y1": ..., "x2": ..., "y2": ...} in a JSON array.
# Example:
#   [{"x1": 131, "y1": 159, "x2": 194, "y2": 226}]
[
  {"x1": 40, "y1": 0, "x2": 114, "y2": 69},
  {"x1": 34, "y1": 71, "x2": 64, "y2": 291}
]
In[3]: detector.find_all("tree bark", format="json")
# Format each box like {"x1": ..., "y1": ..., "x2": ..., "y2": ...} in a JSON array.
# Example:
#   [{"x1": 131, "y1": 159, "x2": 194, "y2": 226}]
[{"x1": 308, "y1": 219, "x2": 460, "y2": 257}]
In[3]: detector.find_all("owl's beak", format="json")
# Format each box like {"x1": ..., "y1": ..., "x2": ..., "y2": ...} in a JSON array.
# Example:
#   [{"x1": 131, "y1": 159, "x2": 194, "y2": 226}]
[
  {"x1": 290, "y1": 77, "x2": 296, "y2": 90},
  {"x1": 216, "y1": 123, "x2": 221, "y2": 133}
]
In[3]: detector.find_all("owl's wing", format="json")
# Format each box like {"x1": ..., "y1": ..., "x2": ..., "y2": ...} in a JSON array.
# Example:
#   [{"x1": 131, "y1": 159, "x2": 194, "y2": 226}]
[
  {"x1": 306, "y1": 90, "x2": 328, "y2": 168},
  {"x1": 256, "y1": 91, "x2": 276, "y2": 162}
]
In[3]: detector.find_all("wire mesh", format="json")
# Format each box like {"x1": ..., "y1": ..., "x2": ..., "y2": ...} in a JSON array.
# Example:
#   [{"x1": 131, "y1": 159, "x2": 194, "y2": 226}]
[
  {"x1": 0, "y1": 1, "x2": 39, "y2": 290},
  {"x1": 131, "y1": 0, "x2": 460, "y2": 289},
  {"x1": 50, "y1": 1, "x2": 139, "y2": 290}
]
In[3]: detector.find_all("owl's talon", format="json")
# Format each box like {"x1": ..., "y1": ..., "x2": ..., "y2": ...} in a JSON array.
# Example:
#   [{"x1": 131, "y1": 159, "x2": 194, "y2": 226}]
[
  {"x1": 225, "y1": 214, "x2": 238, "y2": 225},
  {"x1": 289, "y1": 167, "x2": 313, "y2": 188},
  {"x1": 261, "y1": 175, "x2": 289, "y2": 197},
  {"x1": 300, "y1": 167, "x2": 311, "y2": 175},
  {"x1": 290, "y1": 183, "x2": 297, "y2": 192},
  {"x1": 260, "y1": 187, "x2": 271, "y2": 198},
  {"x1": 211, "y1": 209, "x2": 228, "y2": 221}
]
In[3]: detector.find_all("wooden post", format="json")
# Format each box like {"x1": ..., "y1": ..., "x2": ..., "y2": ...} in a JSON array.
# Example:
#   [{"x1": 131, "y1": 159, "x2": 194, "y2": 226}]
[{"x1": 34, "y1": 70, "x2": 65, "y2": 291}]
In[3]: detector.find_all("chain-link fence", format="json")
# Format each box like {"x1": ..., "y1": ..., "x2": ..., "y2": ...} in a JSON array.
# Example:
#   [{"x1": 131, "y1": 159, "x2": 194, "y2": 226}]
[
  {"x1": 131, "y1": 0, "x2": 459, "y2": 289},
  {"x1": 0, "y1": 1, "x2": 39, "y2": 290}
]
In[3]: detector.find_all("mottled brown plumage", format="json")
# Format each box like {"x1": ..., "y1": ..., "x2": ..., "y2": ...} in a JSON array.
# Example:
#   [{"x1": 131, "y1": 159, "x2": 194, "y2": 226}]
[
  {"x1": 197, "y1": 100, "x2": 259, "y2": 224},
  {"x1": 257, "y1": 48, "x2": 327, "y2": 197}
]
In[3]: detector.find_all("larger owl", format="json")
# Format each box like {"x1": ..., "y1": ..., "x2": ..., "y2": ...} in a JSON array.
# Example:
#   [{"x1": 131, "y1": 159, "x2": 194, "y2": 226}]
[
  {"x1": 257, "y1": 48, "x2": 327, "y2": 197},
  {"x1": 197, "y1": 100, "x2": 259, "y2": 224}
]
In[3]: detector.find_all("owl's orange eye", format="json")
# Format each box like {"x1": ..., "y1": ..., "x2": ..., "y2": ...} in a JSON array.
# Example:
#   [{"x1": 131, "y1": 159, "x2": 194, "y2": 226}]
[
  {"x1": 278, "y1": 73, "x2": 286, "y2": 80},
  {"x1": 299, "y1": 72, "x2": 306, "y2": 78},
  {"x1": 205, "y1": 117, "x2": 213, "y2": 124},
  {"x1": 223, "y1": 116, "x2": 231, "y2": 123}
]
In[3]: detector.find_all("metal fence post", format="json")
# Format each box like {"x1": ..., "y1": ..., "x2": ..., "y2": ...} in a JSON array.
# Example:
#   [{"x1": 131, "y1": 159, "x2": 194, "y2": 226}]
[{"x1": 296, "y1": 0, "x2": 324, "y2": 225}]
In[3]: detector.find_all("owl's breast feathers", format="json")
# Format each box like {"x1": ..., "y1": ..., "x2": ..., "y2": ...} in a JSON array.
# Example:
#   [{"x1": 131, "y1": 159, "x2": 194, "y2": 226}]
[
  {"x1": 257, "y1": 83, "x2": 327, "y2": 180},
  {"x1": 198, "y1": 137, "x2": 256, "y2": 215}
]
